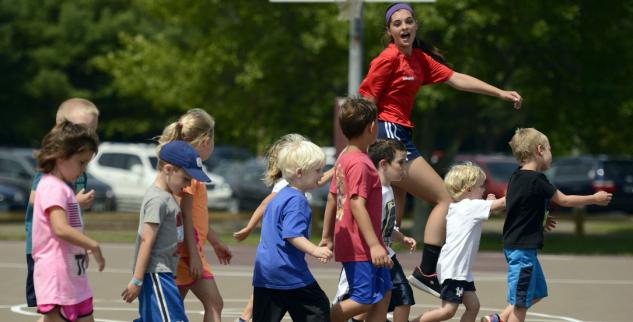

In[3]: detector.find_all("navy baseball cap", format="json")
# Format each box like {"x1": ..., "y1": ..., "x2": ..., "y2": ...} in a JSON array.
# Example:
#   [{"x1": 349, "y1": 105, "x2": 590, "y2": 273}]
[{"x1": 159, "y1": 140, "x2": 210, "y2": 182}]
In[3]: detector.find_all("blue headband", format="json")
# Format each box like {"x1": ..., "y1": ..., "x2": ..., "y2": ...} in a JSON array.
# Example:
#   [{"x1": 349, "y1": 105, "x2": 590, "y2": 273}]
[{"x1": 385, "y1": 3, "x2": 414, "y2": 24}]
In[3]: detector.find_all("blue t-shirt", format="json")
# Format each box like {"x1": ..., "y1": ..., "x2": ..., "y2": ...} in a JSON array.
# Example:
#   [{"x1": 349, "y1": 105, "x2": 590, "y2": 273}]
[
  {"x1": 252, "y1": 186, "x2": 315, "y2": 290},
  {"x1": 25, "y1": 172, "x2": 87, "y2": 254}
]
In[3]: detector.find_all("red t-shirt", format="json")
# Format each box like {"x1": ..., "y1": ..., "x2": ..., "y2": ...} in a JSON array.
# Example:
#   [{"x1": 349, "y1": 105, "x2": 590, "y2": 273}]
[
  {"x1": 358, "y1": 43, "x2": 454, "y2": 128},
  {"x1": 329, "y1": 151, "x2": 384, "y2": 262}
]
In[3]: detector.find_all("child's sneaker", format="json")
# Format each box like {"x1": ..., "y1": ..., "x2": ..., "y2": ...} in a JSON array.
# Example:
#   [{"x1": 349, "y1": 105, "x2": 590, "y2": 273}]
[
  {"x1": 480, "y1": 313, "x2": 501, "y2": 322},
  {"x1": 407, "y1": 266, "x2": 440, "y2": 298}
]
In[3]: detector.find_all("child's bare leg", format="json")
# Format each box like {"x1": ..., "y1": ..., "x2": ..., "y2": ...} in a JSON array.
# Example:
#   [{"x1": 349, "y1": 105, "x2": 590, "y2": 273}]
[
  {"x1": 42, "y1": 308, "x2": 66, "y2": 322},
  {"x1": 392, "y1": 304, "x2": 411, "y2": 322},
  {"x1": 365, "y1": 290, "x2": 391, "y2": 322},
  {"x1": 460, "y1": 292, "x2": 479, "y2": 322},
  {"x1": 506, "y1": 306, "x2": 527, "y2": 322},
  {"x1": 189, "y1": 278, "x2": 223, "y2": 322},
  {"x1": 331, "y1": 298, "x2": 371, "y2": 322},
  {"x1": 179, "y1": 285, "x2": 190, "y2": 298},
  {"x1": 77, "y1": 314, "x2": 95, "y2": 322},
  {"x1": 412, "y1": 300, "x2": 458, "y2": 322}
]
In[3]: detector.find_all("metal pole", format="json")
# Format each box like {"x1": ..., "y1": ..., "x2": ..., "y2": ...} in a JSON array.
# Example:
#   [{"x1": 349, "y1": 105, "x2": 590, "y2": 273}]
[{"x1": 348, "y1": 2, "x2": 363, "y2": 96}]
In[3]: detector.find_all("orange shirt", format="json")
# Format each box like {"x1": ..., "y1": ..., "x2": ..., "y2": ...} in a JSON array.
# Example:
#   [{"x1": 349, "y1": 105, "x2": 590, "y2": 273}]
[{"x1": 178, "y1": 179, "x2": 208, "y2": 258}]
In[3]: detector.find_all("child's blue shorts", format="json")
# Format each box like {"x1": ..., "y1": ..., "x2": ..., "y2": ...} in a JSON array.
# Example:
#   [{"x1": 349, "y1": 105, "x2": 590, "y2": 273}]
[
  {"x1": 377, "y1": 121, "x2": 421, "y2": 161},
  {"x1": 504, "y1": 248, "x2": 548, "y2": 308},
  {"x1": 343, "y1": 261, "x2": 392, "y2": 305},
  {"x1": 134, "y1": 272, "x2": 188, "y2": 322}
]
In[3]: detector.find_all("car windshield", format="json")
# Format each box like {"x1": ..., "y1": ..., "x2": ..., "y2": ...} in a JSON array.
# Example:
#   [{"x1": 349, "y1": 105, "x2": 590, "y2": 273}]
[{"x1": 488, "y1": 162, "x2": 518, "y2": 181}]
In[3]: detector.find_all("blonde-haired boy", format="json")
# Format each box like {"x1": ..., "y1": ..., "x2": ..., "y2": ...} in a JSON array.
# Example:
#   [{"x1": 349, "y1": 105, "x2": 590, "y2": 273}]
[
  {"x1": 252, "y1": 139, "x2": 333, "y2": 322},
  {"x1": 25, "y1": 98, "x2": 100, "y2": 310},
  {"x1": 482, "y1": 128, "x2": 612, "y2": 322},
  {"x1": 412, "y1": 162, "x2": 505, "y2": 322}
]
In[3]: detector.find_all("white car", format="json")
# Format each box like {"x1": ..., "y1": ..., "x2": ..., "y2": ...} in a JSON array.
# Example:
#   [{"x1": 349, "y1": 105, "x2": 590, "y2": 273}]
[{"x1": 88, "y1": 142, "x2": 237, "y2": 213}]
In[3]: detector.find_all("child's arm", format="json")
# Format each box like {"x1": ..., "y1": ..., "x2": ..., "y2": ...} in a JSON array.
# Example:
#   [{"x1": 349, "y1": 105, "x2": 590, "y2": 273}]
[
  {"x1": 233, "y1": 191, "x2": 277, "y2": 241},
  {"x1": 551, "y1": 190, "x2": 612, "y2": 208},
  {"x1": 207, "y1": 226, "x2": 232, "y2": 265},
  {"x1": 287, "y1": 236, "x2": 333, "y2": 263},
  {"x1": 390, "y1": 228, "x2": 416, "y2": 252},
  {"x1": 49, "y1": 207, "x2": 105, "y2": 271},
  {"x1": 180, "y1": 194, "x2": 203, "y2": 280},
  {"x1": 350, "y1": 195, "x2": 392, "y2": 268},
  {"x1": 121, "y1": 222, "x2": 158, "y2": 303},
  {"x1": 317, "y1": 167, "x2": 335, "y2": 187},
  {"x1": 319, "y1": 192, "x2": 337, "y2": 250},
  {"x1": 487, "y1": 194, "x2": 506, "y2": 212}
]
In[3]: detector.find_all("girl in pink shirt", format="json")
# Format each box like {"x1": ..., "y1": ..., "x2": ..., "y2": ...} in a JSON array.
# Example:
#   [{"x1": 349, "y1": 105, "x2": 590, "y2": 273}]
[{"x1": 32, "y1": 121, "x2": 105, "y2": 322}]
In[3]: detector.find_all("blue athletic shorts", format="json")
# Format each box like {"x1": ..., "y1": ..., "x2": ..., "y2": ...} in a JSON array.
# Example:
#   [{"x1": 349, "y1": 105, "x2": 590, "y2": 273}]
[
  {"x1": 388, "y1": 255, "x2": 415, "y2": 312},
  {"x1": 343, "y1": 261, "x2": 392, "y2": 305},
  {"x1": 377, "y1": 120, "x2": 421, "y2": 161},
  {"x1": 135, "y1": 273, "x2": 188, "y2": 322},
  {"x1": 504, "y1": 248, "x2": 548, "y2": 308}
]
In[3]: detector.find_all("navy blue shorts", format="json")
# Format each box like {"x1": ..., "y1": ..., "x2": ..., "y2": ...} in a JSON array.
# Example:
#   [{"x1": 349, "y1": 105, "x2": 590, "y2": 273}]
[
  {"x1": 440, "y1": 279, "x2": 476, "y2": 304},
  {"x1": 26, "y1": 254, "x2": 37, "y2": 307},
  {"x1": 388, "y1": 255, "x2": 415, "y2": 312},
  {"x1": 253, "y1": 282, "x2": 330, "y2": 322},
  {"x1": 377, "y1": 120, "x2": 421, "y2": 161}
]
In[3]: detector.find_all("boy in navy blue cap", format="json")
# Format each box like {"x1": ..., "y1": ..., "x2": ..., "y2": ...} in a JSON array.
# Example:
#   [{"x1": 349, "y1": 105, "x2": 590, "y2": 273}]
[{"x1": 122, "y1": 140, "x2": 210, "y2": 322}]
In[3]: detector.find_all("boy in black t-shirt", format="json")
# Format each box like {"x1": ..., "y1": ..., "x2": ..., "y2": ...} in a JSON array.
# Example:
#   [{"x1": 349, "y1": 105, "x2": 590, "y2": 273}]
[{"x1": 481, "y1": 128, "x2": 612, "y2": 322}]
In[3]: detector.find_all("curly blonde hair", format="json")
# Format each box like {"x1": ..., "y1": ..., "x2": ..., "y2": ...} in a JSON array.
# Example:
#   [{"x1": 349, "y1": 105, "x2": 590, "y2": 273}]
[
  {"x1": 263, "y1": 133, "x2": 306, "y2": 186},
  {"x1": 444, "y1": 162, "x2": 486, "y2": 201}
]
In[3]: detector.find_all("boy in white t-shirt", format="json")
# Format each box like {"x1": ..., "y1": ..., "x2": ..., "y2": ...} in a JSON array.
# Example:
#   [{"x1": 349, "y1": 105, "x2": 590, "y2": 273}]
[{"x1": 411, "y1": 162, "x2": 506, "y2": 322}]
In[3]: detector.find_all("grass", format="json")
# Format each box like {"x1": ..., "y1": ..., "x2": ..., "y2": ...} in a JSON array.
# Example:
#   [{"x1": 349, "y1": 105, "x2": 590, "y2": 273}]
[{"x1": 2, "y1": 210, "x2": 633, "y2": 255}]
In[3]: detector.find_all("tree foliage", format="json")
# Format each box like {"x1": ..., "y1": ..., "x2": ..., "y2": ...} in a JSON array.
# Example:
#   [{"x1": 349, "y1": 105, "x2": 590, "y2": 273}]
[{"x1": 1, "y1": 0, "x2": 632, "y2": 156}]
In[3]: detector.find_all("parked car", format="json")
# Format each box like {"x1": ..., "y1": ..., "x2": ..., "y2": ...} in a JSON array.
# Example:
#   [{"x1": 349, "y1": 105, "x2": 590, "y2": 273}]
[
  {"x1": 219, "y1": 158, "x2": 270, "y2": 212},
  {"x1": 0, "y1": 183, "x2": 27, "y2": 211},
  {"x1": 88, "y1": 142, "x2": 235, "y2": 213},
  {"x1": 452, "y1": 154, "x2": 518, "y2": 198},
  {"x1": 204, "y1": 145, "x2": 254, "y2": 172},
  {"x1": 547, "y1": 155, "x2": 633, "y2": 213}
]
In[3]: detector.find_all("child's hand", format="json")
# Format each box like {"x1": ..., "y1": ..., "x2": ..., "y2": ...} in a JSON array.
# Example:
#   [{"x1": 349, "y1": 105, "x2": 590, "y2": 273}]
[
  {"x1": 370, "y1": 245, "x2": 392, "y2": 268},
  {"x1": 544, "y1": 215, "x2": 557, "y2": 232},
  {"x1": 486, "y1": 193, "x2": 496, "y2": 200},
  {"x1": 121, "y1": 283, "x2": 141, "y2": 303},
  {"x1": 312, "y1": 246, "x2": 333, "y2": 263},
  {"x1": 189, "y1": 254, "x2": 203, "y2": 280},
  {"x1": 92, "y1": 245, "x2": 105, "y2": 272},
  {"x1": 318, "y1": 238, "x2": 333, "y2": 251},
  {"x1": 402, "y1": 236, "x2": 417, "y2": 253},
  {"x1": 593, "y1": 191, "x2": 613, "y2": 206},
  {"x1": 76, "y1": 188, "x2": 95, "y2": 210},
  {"x1": 213, "y1": 242, "x2": 232, "y2": 265},
  {"x1": 233, "y1": 227, "x2": 251, "y2": 242}
]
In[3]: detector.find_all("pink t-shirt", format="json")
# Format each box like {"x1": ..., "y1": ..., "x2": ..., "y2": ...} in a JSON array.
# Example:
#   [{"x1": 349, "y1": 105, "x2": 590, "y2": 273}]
[
  {"x1": 329, "y1": 151, "x2": 384, "y2": 262},
  {"x1": 32, "y1": 174, "x2": 92, "y2": 305}
]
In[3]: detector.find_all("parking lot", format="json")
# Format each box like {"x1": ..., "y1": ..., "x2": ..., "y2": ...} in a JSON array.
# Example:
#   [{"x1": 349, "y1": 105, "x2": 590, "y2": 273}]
[{"x1": 1, "y1": 241, "x2": 632, "y2": 322}]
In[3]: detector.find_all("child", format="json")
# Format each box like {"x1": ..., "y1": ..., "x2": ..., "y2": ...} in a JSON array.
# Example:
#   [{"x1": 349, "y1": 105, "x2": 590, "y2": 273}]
[
  {"x1": 321, "y1": 97, "x2": 393, "y2": 322},
  {"x1": 25, "y1": 98, "x2": 100, "y2": 309},
  {"x1": 157, "y1": 108, "x2": 232, "y2": 322},
  {"x1": 121, "y1": 140, "x2": 211, "y2": 322},
  {"x1": 252, "y1": 140, "x2": 333, "y2": 322},
  {"x1": 481, "y1": 128, "x2": 612, "y2": 322},
  {"x1": 333, "y1": 138, "x2": 417, "y2": 322},
  {"x1": 32, "y1": 121, "x2": 106, "y2": 322},
  {"x1": 411, "y1": 162, "x2": 505, "y2": 322}
]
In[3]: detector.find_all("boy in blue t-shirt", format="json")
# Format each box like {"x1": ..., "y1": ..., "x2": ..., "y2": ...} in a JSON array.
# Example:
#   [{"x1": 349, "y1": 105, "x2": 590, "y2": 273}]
[
  {"x1": 25, "y1": 98, "x2": 99, "y2": 308},
  {"x1": 482, "y1": 128, "x2": 612, "y2": 322},
  {"x1": 252, "y1": 140, "x2": 333, "y2": 322}
]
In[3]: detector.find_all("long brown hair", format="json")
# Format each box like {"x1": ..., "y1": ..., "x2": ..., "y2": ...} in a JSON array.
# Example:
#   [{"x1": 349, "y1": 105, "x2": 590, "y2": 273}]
[{"x1": 36, "y1": 121, "x2": 99, "y2": 173}]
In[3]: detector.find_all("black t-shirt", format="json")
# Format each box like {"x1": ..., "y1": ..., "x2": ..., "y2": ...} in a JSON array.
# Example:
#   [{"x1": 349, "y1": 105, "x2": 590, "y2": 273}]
[{"x1": 503, "y1": 168, "x2": 556, "y2": 249}]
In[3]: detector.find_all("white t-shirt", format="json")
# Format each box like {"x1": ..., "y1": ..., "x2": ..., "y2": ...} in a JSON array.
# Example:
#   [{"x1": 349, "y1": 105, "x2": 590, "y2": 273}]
[{"x1": 437, "y1": 199, "x2": 492, "y2": 284}]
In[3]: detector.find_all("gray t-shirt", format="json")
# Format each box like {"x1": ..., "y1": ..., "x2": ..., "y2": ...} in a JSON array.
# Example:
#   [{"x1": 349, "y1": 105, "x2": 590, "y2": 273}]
[{"x1": 133, "y1": 185, "x2": 183, "y2": 273}]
